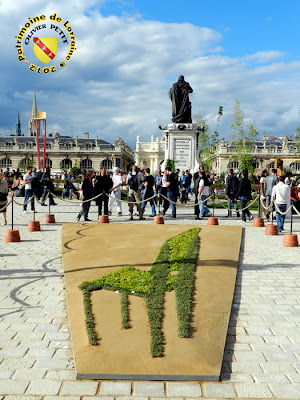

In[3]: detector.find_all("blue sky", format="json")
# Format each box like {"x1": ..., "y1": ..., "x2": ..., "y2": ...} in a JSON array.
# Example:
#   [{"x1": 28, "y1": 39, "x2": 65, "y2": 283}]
[
  {"x1": 1, "y1": 0, "x2": 300, "y2": 147},
  {"x1": 100, "y1": 0, "x2": 300, "y2": 61}
]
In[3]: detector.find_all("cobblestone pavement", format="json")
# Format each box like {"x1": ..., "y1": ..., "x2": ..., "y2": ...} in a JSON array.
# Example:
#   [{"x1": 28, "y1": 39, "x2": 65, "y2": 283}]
[{"x1": 0, "y1": 198, "x2": 299, "y2": 400}]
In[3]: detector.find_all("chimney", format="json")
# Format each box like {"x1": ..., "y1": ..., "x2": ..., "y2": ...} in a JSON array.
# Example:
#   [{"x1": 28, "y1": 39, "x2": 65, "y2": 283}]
[{"x1": 84, "y1": 132, "x2": 89, "y2": 139}]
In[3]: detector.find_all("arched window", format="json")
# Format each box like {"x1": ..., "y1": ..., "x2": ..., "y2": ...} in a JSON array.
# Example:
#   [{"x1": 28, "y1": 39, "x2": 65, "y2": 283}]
[
  {"x1": 45, "y1": 158, "x2": 52, "y2": 169},
  {"x1": 255, "y1": 161, "x2": 260, "y2": 169},
  {"x1": 60, "y1": 159, "x2": 72, "y2": 170},
  {"x1": 19, "y1": 158, "x2": 33, "y2": 171},
  {"x1": 80, "y1": 159, "x2": 92, "y2": 170},
  {"x1": 228, "y1": 161, "x2": 239, "y2": 169},
  {"x1": 1, "y1": 158, "x2": 12, "y2": 169},
  {"x1": 100, "y1": 159, "x2": 112, "y2": 169},
  {"x1": 290, "y1": 162, "x2": 300, "y2": 172}
]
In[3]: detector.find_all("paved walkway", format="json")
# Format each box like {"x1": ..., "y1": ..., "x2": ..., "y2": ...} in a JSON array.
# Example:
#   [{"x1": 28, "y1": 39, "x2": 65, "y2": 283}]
[{"x1": 0, "y1": 198, "x2": 299, "y2": 399}]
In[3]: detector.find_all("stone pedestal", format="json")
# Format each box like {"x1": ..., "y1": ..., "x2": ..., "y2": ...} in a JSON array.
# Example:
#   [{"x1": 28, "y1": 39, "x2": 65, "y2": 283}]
[{"x1": 161, "y1": 123, "x2": 201, "y2": 171}]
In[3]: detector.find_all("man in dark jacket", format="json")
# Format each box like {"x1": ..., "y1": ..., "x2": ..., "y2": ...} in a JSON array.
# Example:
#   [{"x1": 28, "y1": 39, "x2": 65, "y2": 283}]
[
  {"x1": 41, "y1": 167, "x2": 56, "y2": 206},
  {"x1": 225, "y1": 168, "x2": 240, "y2": 218},
  {"x1": 162, "y1": 166, "x2": 178, "y2": 218},
  {"x1": 93, "y1": 168, "x2": 113, "y2": 216}
]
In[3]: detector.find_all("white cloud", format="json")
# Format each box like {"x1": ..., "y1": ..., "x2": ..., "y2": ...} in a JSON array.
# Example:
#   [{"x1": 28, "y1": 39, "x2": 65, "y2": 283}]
[{"x1": 245, "y1": 50, "x2": 286, "y2": 63}]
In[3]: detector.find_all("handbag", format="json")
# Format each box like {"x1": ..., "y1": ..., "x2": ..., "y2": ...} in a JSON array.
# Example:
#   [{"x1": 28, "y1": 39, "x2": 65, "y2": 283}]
[{"x1": 0, "y1": 192, "x2": 7, "y2": 201}]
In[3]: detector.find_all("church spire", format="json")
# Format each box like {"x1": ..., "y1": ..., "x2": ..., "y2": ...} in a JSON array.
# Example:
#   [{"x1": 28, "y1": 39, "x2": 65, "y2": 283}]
[
  {"x1": 28, "y1": 89, "x2": 38, "y2": 136},
  {"x1": 16, "y1": 112, "x2": 21, "y2": 136},
  {"x1": 32, "y1": 88, "x2": 37, "y2": 118}
]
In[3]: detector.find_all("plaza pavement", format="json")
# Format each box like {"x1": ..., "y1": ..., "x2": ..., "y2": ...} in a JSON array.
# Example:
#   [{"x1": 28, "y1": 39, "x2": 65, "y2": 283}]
[{"x1": 0, "y1": 197, "x2": 300, "y2": 400}]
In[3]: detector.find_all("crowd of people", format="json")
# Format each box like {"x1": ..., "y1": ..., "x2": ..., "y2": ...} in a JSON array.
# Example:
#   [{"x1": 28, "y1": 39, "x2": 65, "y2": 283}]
[{"x1": 0, "y1": 165, "x2": 299, "y2": 228}]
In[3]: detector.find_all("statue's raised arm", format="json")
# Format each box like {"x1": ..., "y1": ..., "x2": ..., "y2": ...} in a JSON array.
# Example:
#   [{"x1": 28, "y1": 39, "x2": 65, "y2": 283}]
[{"x1": 169, "y1": 75, "x2": 193, "y2": 123}]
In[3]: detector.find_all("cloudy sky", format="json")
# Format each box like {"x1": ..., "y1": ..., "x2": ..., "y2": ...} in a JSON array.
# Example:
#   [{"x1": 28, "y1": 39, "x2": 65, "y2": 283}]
[{"x1": 1, "y1": 0, "x2": 300, "y2": 148}]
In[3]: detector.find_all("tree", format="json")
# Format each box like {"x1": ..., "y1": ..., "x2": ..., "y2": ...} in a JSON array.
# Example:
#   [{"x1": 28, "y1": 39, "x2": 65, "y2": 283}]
[
  {"x1": 195, "y1": 106, "x2": 223, "y2": 171},
  {"x1": 165, "y1": 159, "x2": 175, "y2": 171},
  {"x1": 70, "y1": 166, "x2": 80, "y2": 176},
  {"x1": 230, "y1": 99, "x2": 258, "y2": 177}
]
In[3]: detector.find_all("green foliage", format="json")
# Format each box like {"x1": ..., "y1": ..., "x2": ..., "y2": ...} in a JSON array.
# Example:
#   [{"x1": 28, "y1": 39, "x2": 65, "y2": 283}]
[
  {"x1": 79, "y1": 228, "x2": 201, "y2": 357},
  {"x1": 230, "y1": 99, "x2": 258, "y2": 175},
  {"x1": 85, "y1": 266, "x2": 153, "y2": 295},
  {"x1": 165, "y1": 159, "x2": 175, "y2": 171},
  {"x1": 175, "y1": 233, "x2": 199, "y2": 337},
  {"x1": 70, "y1": 166, "x2": 81, "y2": 176},
  {"x1": 121, "y1": 292, "x2": 130, "y2": 329},
  {"x1": 145, "y1": 241, "x2": 170, "y2": 357},
  {"x1": 82, "y1": 288, "x2": 97, "y2": 345},
  {"x1": 195, "y1": 107, "x2": 223, "y2": 171}
]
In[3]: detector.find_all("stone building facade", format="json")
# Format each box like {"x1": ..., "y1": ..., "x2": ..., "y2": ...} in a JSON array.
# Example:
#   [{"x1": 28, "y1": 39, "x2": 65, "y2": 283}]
[
  {"x1": 214, "y1": 135, "x2": 300, "y2": 175},
  {"x1": 135, "y1": 135, "x2": 165, "y2": 173},
  {"x1": 0, "y1": 91, "x2": 135, "y2": 174},
  {"x1": 0, "y1": 133, "x2": 134, "y2": 174},
  {"x1": 135, "y1": 134, "x2": 300, "y2": 176}
]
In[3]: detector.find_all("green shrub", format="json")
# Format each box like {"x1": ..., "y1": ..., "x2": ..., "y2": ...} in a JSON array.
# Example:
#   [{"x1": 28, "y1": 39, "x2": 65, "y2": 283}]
[{"x1": 79, "y1": 227, "x2": 201, "y2": 357}]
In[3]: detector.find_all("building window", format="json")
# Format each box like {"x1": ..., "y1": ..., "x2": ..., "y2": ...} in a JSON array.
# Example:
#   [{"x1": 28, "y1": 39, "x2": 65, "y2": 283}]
[
  {"x1": 116, "y1": 158, "x2": 121, "y2": 168},
  {"x1": 228, "y1": 161, "x2": 239, "y2": 169},
  {"x1": 46, "y1": 143, "x2": 52, "y2": 149},
  {"x1": 81, "y1": 159, "x2": 92, "y2": 170},
  {"x1": 268, "y1": 161, "x2": 275, "y2": 169},
  {"x1": 19, "y1": 158, "x2": 33, "y2": 171},
  {"x1": 45, "y1": 158, "x2": 52, "y2": 169},
  {"x1": 1, "y1": 158, "x2": 12, "y2": 169},
  {"x1": 101, "y1": 159, "x2": 112, "y2": 169},
  {"x1": 255, "y1": 161, "x2": 260, "y2": 169},
  {"x1": 60, "y1": 159, "x2": 72, "y2": 170},
  {"x1": 290, "y1": 162, "x2": 300, "y2": 172}
]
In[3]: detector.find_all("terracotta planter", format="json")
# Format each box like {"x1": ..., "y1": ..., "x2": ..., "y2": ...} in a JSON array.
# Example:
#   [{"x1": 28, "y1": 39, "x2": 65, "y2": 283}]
[
  {"x1": 5, "y1": 229, "x2": 20, "y2": 243},
  {"x1": 44, "y1": 214, "x2": 55, "y2": 224},
  {"x1": 98, "y1": 215, "x2": 109, "y2": 223},
  {"x1": 207, "y1": 217, "x2": 219, "y2": 225},
  {"x1": 153, "y1": 216, "x2": 164, "y2": 224},
  {"x1": 265, "y1": 224, "x2": 278, "y2": 235},
  {"x1": 253, "y1": 217, "x2": 264, "y2": 227},
  {"x1": 28, "y1": 220, "x2": 41, "y2": 232},
  {"x1": 283, "y1": 234, "x2": 298, "y2": 247}
]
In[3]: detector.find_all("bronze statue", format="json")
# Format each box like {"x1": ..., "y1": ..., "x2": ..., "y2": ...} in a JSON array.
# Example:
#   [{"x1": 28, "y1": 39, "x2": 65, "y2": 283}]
[{"x1": 169, "y1": 75, "x2": 193, "y2": 123}]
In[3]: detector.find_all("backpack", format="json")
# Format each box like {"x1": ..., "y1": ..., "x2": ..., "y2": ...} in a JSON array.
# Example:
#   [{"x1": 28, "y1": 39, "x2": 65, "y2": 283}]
[{"x1": 128, "y1": 174, "x2": 138, "y2": 190}]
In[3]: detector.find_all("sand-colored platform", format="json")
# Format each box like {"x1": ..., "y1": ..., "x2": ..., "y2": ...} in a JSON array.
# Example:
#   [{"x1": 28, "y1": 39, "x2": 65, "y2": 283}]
[{"x1": 62, "y1": 224, "x2": 242, "y2": 381}]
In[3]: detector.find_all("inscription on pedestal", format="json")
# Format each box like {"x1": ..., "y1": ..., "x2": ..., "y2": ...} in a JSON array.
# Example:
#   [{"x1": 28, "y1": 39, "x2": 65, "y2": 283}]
[{"x1": 174, "y1": 139, "x2": 191, "y2": 170}]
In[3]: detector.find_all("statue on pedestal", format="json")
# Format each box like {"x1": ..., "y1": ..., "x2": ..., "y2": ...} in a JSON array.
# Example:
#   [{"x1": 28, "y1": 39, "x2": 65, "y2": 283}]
[{"x1": 169, "y1": 75, "x2": 193, "y2": 123}]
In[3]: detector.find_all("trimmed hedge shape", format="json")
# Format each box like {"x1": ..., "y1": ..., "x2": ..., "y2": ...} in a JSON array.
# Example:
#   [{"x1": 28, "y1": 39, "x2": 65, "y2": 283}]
[{"x1": 79, "y1": 227, "x2": 200, "y2": 357}]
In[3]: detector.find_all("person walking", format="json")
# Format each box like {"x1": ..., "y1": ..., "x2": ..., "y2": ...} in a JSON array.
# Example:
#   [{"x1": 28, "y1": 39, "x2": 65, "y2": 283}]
[
  {"x1": 141, "y1": 168, "x2": 156, "y2": 217},
  {"x1": 94, "y1": 168, "x2": 113, "y2": 217},
  {"x1": 163, "y1": 166, "x2": 178, "y2": 218},
  {"x1": 259, "y1": 169, "x2": 268, "y2": 218},
  {"x1": 198, "y1": 171, "x2": 211, "y2": 220},
  {"x1": 0, "y1": 172, "x2": 8, "y2": 225},
  {"x1": 108, "y1": 167, "x2": 123, "y2": 216},
  {"x1": 23, "y1": 167, "x2": 35, "y2": 213},
  {"x1": 272, "y1": 175, "x2": 290, "y2": 232},
  {"x1": 264, "y1": 168, "x2": 278, "y2": 221},
  {"x1": 77, "y1": 170, "x2": 95, "y2": 221},
  {"x1": 126, "y1": 166, "x2": 145, "y2": 221},
  {"x1": 41, "y1": 167, "x2": 56, "y2": 206},
  {"x1": 234, "y1": 169, "x2": 253, "y2": 222},
  {"x1": 225, "y1": 168, "x2": 240, "y2": 218}
]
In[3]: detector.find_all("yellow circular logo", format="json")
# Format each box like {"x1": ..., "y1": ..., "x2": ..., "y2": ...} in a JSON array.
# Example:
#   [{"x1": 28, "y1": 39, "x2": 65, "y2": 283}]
[{"x1": 15, "y1": 13, "x2": 76, "y2": 74}]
